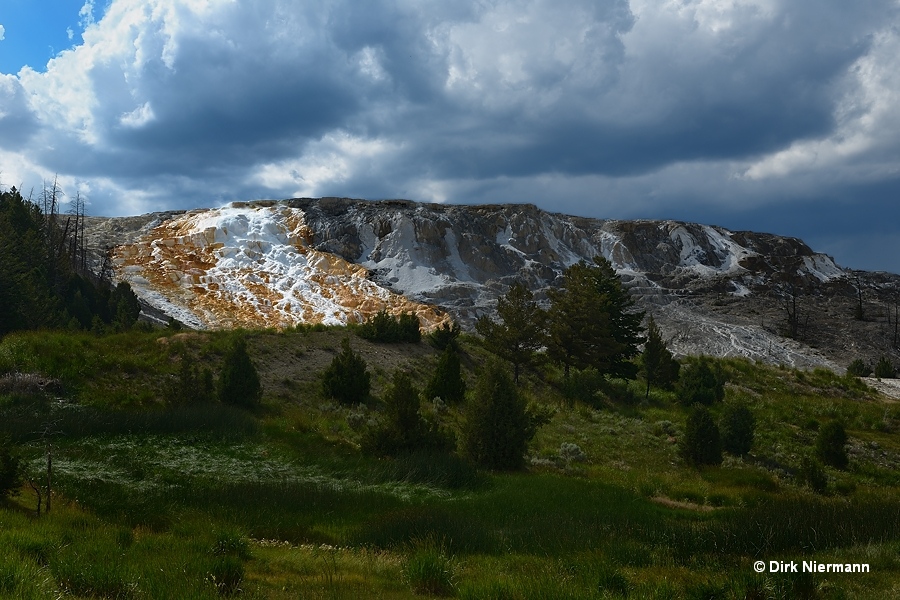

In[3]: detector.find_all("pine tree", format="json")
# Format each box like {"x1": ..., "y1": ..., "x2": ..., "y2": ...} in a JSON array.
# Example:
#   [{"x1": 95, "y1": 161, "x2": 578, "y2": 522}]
[
  {"x1": 720, "y1": 401, "x2": 755, "y2": 456},
  {"x1": 846, "y1": 359, "x2": 872, "y2": 377},
  {"x1": 462, "y1": 360, "x2": 539, "y2": 470},
  {"x1": 109, "y1": 282, "x2": 141, "y2": 330},
  {"x1": 362, "y1": 370, "x2": 453, "y2": 456},
  {"x1": 816, "y1": 421, "x2": 848, "y2": 469},
  {"x1": 218, "y1": 337, "x2": 262, "y2": 408},
  {"x1": 679, "y1": 405, "x2": 723, "y2": 467},
  {"x1": 322, "y1": 338, "x2": 371, "y2": 405},
  {"x1": 640, "y1": 315, "x2": 679, "y2": 398},
  {"x1": 358, "y1": 309, "x2": 421, "y2": 343},
  {"x1": 476, "y1": 281, "x2": 546, "y2": 383},
  {"x1": 428, "y1": 321, "x2": 461, "y2": 350},
  {"x1": 546, "y1": 257, "x2": 643, "y2": 380},
  {"x1": 676, "y1": 358, "x2": 726, "y2": 405},
  {"x1": 168, "y1": 354, "x2": 215, "y2": 405},
  {"x1": 424, "y1": 345, "x2": 466, "y2": 404},
  {"x1": 874, "y1": 356, "x2": 896, "y2": 379}
]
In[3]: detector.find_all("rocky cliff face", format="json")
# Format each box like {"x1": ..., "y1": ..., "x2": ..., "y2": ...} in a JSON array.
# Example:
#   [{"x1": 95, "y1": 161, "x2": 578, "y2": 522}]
[
  {"x1": 85, "y1": 197, "x2": 900, "y2": 371},
  {"x1": 289, "y1": 197, "x2": 842, "y2": 315}
]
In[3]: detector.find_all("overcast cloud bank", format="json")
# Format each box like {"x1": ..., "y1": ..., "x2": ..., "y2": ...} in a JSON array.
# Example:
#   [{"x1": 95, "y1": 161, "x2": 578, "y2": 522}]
[{"x1": 1, "y1": 0, "x2": 899, "y2": 272}]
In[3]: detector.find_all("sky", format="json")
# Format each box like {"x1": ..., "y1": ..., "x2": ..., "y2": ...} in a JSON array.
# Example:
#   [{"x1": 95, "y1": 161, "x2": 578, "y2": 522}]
[{"x1": 1, "y1": 0, "x2": 899, "y2": 273}]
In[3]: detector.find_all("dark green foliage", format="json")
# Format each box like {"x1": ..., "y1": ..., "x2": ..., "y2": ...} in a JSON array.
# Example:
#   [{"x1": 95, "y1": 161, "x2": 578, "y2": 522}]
[
  {"x1": 167, "y1": 354, "x2": 215, "y2": 405},
  {"x1": 874, "y1": 356, "x2": 896, "y2": 378},
  {"x1": 799, "y1": 456, "x2": 828, "y2": 494},
  {"x1": 371, "y1": 451, "x2": 480, "y2": 490},
  {"x1": 546, "y1": 257, "x2": 643, "y2": 380},
  {"x1": 109, "y1": 282, "x2": 141, "y2": 331},
  {"x1": 0, "y1": 435, "x2": 22, "y2": 498},
  {"x1": 719, "y1": 401, "x2": 755, "y2": 456},
  {"x1": 676, "y1": 358, "x2": 726, "y2": 405},
  {"x1": 596, "y1": 564, "x2": 630, "y2": 597},
  {"x1": 428, "y1": 321, "x2": 461, "y2": 350},
  {"x1": 461, "y1": 360, "x2": 546, "y2": 470},
  {"x1": 845, "y1": 358, "x2": 872, "y2": 377},
  {"x1": 0, "y1": 186, "x2": 142, "y2": 335},
  {"x1": 362, "y1": 370, "x2": 454, "y2": 457},
  {"x1": 640, "y1": 314, "x2": 680, "y2": 397},
  {"x1": 322, "y1": 337, "x2": 371, "y2": 405},
  {"x1": 402, "y1": 543, "x2": 456, "y2": 597},
  {"x1": 600, "y1": 378, "x2": 641, "y2": 405},
  {"x1": 816, "y1": 420, "x2": 848, "y2": 469},
  {"x1": 358, "y1": 309, "x2": 421, "y2": 343},
  {"x1": 217, "y1": 338, "x2": 262, "y2": 409},
  {"x1": 209, "y1": 555, "x2": 244, "y2": 596},
  {"x1": 476, "y1": 281, "x2": 546, "y2": 383},
  {"x1": 562, "y1": 367, "x2": 605, "y2": 405},
  {"x1": 679, "y1": 405, "x2": 723, "y2": 467},
  {"x1": 423, "y1": 346, "x2": 466, "y2": 404}
]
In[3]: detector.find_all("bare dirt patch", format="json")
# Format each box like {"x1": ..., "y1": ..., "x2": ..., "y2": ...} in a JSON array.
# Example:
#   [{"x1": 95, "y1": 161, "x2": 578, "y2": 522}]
[{"x1": 651, "y1": 496, "x2": 718, "y2": 512}]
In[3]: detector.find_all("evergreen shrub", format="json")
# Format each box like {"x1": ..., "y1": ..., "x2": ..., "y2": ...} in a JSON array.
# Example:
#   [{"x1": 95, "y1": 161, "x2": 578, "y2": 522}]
[
  {"x1": 679, "y1": 405, "x2": 723, "y2": 467},
  {"x1": 322, "y1": 338, "x2": 371, "y2": 405}
]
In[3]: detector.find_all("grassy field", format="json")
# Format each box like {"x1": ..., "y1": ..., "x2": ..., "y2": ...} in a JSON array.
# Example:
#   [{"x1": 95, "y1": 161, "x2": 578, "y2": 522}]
[{"x1": 2, "y1": 327, "x2": 900, "y2": 598}]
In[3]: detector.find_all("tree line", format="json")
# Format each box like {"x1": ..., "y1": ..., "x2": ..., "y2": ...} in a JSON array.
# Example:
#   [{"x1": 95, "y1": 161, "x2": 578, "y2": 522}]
[{"x1": 0, "y1": 184, "x2": 140, "y2": 337}]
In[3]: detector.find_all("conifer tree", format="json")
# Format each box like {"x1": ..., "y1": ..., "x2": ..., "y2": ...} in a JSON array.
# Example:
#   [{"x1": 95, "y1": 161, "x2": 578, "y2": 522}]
[
  {"x1": 846, "y1": 359, "x2": 871, "y2": 377},
  {"x1": 676, "y1": 358, "x2": 726, "y2": 405},
  {"x1": 680, "y1": 405, "x2": 723, "y2": 467},
  {"x1": 424, "y1": 345, "x2": 466, "y2": 404},
  {"x1": 362, "y1": 370, "x2": 453, "y2": 456},
  {"x1": 874, "y1": 356, "x2": 896, "y2": 379},
  {"x1": 358, "y1": 309, "x2": 421, "y2": 343},
  {"x1": 322, "y1": 338, "x2": 371, "y2": 405},
  {"x1": 816, "y1": 421, "x2": 848, "y2": 469},
  {"x1": 218, "y1": 337, "x2": 262, "y2": 408},
  {"x1": 476, "y1": 281, "x2": 545, "y2": 383},
  {"x1": 641, "y1": 315, "x2": 679, "y2": 398},
  {"x1": 462, "y1": 360, "x2": 545, "y2": 470},
  {"x1": 720, "y1": 401, "x2": 755, "y2": 456},
  {"x1": 546, "y1": 257, "x2": 643, "y2": 380},
  {"x1": 428, "y1": 321, "x2": 461, "y2": 350}
]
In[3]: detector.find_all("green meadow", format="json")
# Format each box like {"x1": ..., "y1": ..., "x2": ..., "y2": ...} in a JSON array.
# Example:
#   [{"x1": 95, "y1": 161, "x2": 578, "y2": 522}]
[{"x1": 2, "y1": 327, "x2": 900, "y2": 599}]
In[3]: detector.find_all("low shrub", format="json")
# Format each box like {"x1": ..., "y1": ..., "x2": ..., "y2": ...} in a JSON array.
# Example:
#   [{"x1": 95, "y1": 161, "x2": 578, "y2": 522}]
[
  {"x1": 596, "y1": 564, "x2": 630, "y2": 597},
  {"x1": 679, "y1": 405, "x2": 723, "y2": 467},
  {"x1": 677, "y1": 358, "x2": 726, "y2": 405},
  {"x1": 799, "y1": 457, "x2": 828, "y2": 494},
  {"x1": 845, "y1": 358, "x2": 872, "y2": 377},
  {"x1": 208, "y1": 555, "x2": 244, "y2": 596},
  {"x1": 358, "y1": 310, "x2": 421, "y2": 343},
  {"x1": 322, "y1": 338, "x2": 371, "y2": 405},
  {"x1": 402, "y1": 537, "x2": 457, "y2": 597},
  {"x1": 816, "y1": 421, "x2": 848, "y2": 470},
  {"x1": 720, "y1": 401, "x2": 755, "y2": 456},
  {"x1": 874, "y1": 356, "x2": 896, "y2": 379}
]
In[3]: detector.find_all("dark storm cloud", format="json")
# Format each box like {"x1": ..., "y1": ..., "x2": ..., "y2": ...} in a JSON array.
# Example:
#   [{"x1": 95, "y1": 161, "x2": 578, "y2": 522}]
[{"x1": 2, "y1": 0, "x2": 900, "y2": 271}]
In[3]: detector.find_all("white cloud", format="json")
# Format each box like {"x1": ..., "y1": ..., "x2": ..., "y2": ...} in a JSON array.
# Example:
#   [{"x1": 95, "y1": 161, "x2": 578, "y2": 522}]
[
  {"x1": 0, "y1": 24, "x2": 5, "y2": 41},
  {"x1": 252, "y1": 132, "x2": 402, "y2": 198},
  {"x1": 79, "y1": 1, "x2": 96, "y2": 29},
  {"x1": 119, "y1": 102, "x2": 155, "y2": 128}
]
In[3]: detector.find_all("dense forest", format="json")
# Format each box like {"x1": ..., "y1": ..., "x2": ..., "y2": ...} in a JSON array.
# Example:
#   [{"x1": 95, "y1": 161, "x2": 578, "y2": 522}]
[{"x1": 0, "y1": 185, "x2": 140, "y2": 336}]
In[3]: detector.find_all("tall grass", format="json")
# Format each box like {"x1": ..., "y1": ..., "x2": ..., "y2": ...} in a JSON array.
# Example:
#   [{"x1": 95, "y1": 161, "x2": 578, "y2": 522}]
[{"x1": 0, "y1": 401, "x2": 258, "y2": 443}]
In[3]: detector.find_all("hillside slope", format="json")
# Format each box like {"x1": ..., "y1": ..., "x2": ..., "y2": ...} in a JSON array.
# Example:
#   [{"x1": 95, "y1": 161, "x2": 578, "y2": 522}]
[{"x1": 85, "y1": 198, "x2": 900, "y2": 370}]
